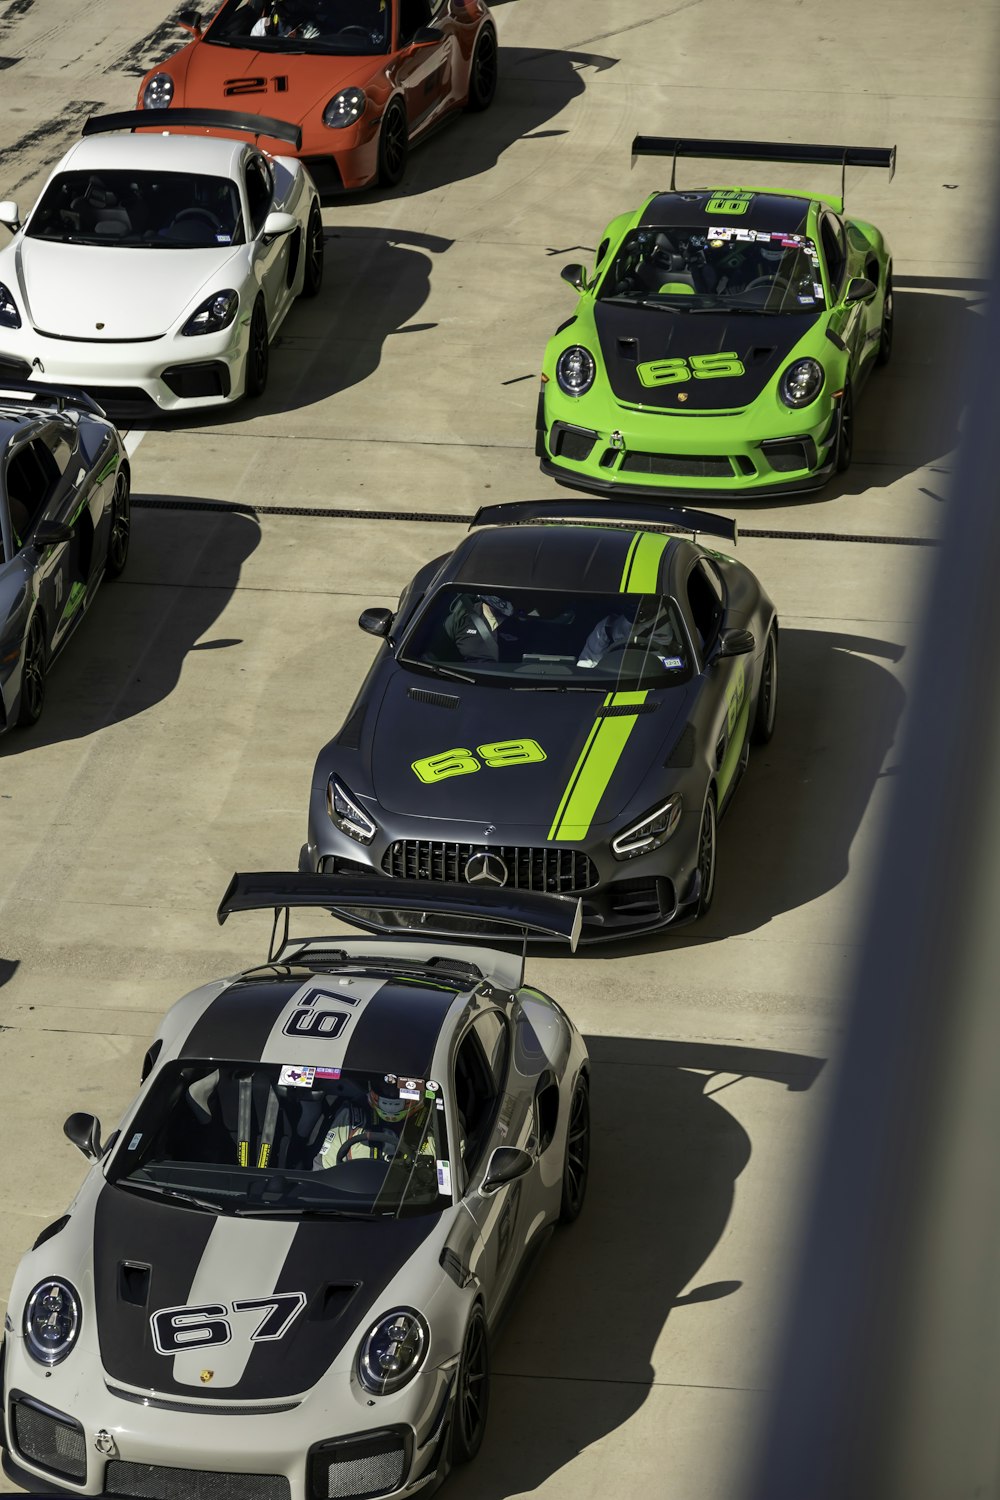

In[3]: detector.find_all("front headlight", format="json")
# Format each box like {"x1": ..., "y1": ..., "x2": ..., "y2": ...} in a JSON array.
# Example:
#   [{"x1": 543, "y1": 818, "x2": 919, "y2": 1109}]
[
  {"x1": 24, "y1": 1278, "x2": 81, "y2": 1365},
  {"x1": 327, "y1": 776, "x2": 377, "y2": 845},
  {"x1": 323, "y1": 88, "x2": 367, "y2": 129},
  {"x1": 612, "y1": 795, "x2": 683, "y2": 859},
  {"x1": 181, "y1": 290, "x2": 239, "y2": 337},
  {"x1": 357, "y1": 1308, "x2": 428, "y2": 1395},
  {"x1": 142, "y1": 73, "x2": 174, "y2": 110},
  {"x1": 556, "y1": 345, "x2": 596, "y2": 396},
  {"x1": 0, "y1": 280, "x2": 21, "y2": 329},
  {"x1": 779, "y1": 357, "x2": 824, "y2": 408}
]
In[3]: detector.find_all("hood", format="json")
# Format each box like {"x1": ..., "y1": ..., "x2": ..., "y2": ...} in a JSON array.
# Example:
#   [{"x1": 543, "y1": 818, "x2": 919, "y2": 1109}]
[
  {"x1": 92, "y1": 1183, "x2": 437, "y2": 1399},
  {"x1": 369, "y1": 673, "x2": 685, "y2": 831},
  {"x1": 179, "y1": 43, "x2": 380, "y2": 125},
  {"x1": 592, "y1": 300, "x2": 821, "y2": 410},
  {"x1": 17, "y1": 239, "x2": 240, "y2": 339}
]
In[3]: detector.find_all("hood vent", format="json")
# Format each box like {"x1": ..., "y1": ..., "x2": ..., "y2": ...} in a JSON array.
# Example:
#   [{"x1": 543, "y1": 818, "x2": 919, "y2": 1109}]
[
  {"x1": 335, "y1": 701, "x2": 367, "y2": 748},
  {"x1": 617, "y1": 337, "x2": 639, "y2": 361},
  {"x1": 118, "y1": 1261, "x2": 151, "y2": 1307},
  {"x1": 749, "y1": 346, "x2": 777, "y2": 364},
  {"x1": 407, "y1": 687, "x2": 459, "y2": 710},
  {"x1": 33, "y1": 1215, "x2": 70, "y2": 1250},
  {"x1": 598, "y1": 700, "x2": 658, "y2": 718},
  {"x1": 310, "y1": 1282, "x2": 361, "y2": 1323},
  {"x1": 665, "y1": 724, "x2": 695, "y2": 768}
]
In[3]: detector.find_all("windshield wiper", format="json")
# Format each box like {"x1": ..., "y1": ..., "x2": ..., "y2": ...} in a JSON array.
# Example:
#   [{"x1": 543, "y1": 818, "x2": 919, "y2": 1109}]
[
  {"x1": 119, "y1": 1181, "x2": 224, "y2": 1214},
  {"x1": 405, "y1": 661, "x2": 475, "y2": 685},
  {"x1": 511, "y1": 682, "x2": 606, "y2": 692},
  {"x1": 234, "y1": 1205, "x2": 378, "y2": 1219}
]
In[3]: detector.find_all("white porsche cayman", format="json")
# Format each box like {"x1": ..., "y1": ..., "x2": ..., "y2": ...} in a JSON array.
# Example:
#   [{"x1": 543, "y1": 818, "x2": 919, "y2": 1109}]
[
  {"x1": 0, "y1": 876, "x2": 590, "y2": 1499},
  {"x1": 0, "y1": 111, "x2": 323, "y2": 414}
]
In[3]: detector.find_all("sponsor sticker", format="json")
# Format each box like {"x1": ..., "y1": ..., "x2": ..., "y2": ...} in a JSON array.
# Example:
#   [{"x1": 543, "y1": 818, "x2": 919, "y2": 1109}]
[
  {"x1": 437, "y1": 1160, "x2": 452, "y2": 1196},
  {"x1": 279, "y1": 1065, "x2": 316, "y2": 1087},
  {"x1": 814, "y1": 282, "x2": 824, "y2": 298},
  {"x1": 315, "y1": 1066, "x2": 342, "y2": 1080},
  {"x1": 398, "y1": 1076, "x2": 424, "y2": 1101},
  {"x1": 127, "y1": 1132, "x2": 142, "y2": 1151}
]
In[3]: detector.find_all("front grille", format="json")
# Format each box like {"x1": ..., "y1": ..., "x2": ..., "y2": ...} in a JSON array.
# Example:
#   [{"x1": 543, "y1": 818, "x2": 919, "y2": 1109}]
[
  {"x1": 318, "y1": 855, "x2": 373, "y2": 876},
  {"x1": 619, "y1": 451, "x2": 734, "y2": 478},
  {"x1": 303, "y1": 156, "x2": 344, "y2": 194},
  {"x1": 161, "y1": 362, "x2": 230, "y2": 400},
  {"x1": 309, "y1": 1429, "x2": 408, "y2": 1500},
  {"x1": 382, "y1": 841, "x2": 599, "y2": 893},
  {"x1": 105, "y1": 1459, "x2": 291, "y2": 1499},
  {"x1": 760, "y1": 436, "x2": 817, "y2": 474},
  {"x1": 550, "y1": 422, "x2": 597, "y2": 462},
  {"x1": 608, "y1": 875, "x2": 675, "y2": 919},
  {"x1": 10, "y1": 1396, "x2": 86, "y2": 1481},
  {"x1": 79, "y1": 386, "x2": 159, "y2": 419}
]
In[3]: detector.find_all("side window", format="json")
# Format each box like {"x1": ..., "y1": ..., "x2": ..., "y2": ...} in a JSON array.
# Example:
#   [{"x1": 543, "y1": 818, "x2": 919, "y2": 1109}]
[
  {"x1": 685, "y1": 560, "x2": 724, "y2": 655},
  {"x1": 453, "y1": 1010, "x2": 509, "y2": 1174},
  {"x1": 5, "y1": 440, "x2": 61, "y2": 546},
  {"x1": 245, "y1": 156, "x2": 272, "y2": 238},
  {"x1": 820, "y1": 215, "x2": 847, "y2": 295},
  {"x1": 398, "y1": 0, "x2": 433, "y2": 44}
]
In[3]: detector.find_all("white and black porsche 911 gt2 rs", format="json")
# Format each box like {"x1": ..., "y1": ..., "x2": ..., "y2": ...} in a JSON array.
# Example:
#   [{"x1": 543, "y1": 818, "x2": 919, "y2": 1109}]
[{"x1": 0, "y1": 877, "x2": 589, "y2": 1499}]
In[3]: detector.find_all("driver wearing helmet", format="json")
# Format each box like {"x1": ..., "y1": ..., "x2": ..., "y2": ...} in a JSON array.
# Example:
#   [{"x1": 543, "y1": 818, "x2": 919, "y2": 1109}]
[
  {"x1": 313, "y1": 1085, "x2": 433, "y2": 1167},
  {"x1": 251, "y1": 2, "x2": 320, "y2": 37}
]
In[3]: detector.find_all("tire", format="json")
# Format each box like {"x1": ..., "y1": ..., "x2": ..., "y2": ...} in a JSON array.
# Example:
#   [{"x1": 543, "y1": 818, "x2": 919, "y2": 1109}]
[
  {"x1": 301, "y1": 203, "x2": 323, "y2": 299},
  {"x1": 377, "y1": 99, "x2": 408, "y2": 189},
  {"x1": 14, "y1": 614, "x2": 45, "y2": 729},
  {"x1": 835, "y1": 382, "x2": 853, "y2": 473},
  {"x1": 105, "y1": 467, "x2": 131, "y2": 580},
  {"x1": 450, "y1": 1304, "x2": 490, "y2": 1465},
  {"x1": 466, "y1": 25, "x2": 498, "y2": 112},
  {"x1": 558, "y1": 1075, "x2": 590, "y2": 1225},
  {"x1": 694, "y1": 792, "x2": 717, "y2": 918},
  {"x1": 751, "y1": 626, "x2": 778, "y2": 745},
  {"x1": 244, "y1": 296, "x2": 269, "y2": 400},
  {"x1": 876, "y1": 270, "x2": 893, "y2": 366}
]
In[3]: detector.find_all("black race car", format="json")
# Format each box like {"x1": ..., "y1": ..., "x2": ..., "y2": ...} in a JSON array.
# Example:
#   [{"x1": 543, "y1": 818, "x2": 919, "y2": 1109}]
[{"x1": 302, "y1": 500, "x2": 778, "y2": 942}]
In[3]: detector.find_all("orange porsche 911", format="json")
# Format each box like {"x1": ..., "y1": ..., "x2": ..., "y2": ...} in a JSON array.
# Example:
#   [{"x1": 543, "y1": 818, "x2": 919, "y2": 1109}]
[{"x1": 136, "y1": 0, "x2": 497, "y2": 193}]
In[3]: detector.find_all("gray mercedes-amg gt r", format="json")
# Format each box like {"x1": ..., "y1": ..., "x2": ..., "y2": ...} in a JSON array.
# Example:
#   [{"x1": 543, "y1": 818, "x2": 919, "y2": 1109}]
[{"x1": 302, "y1": 499, "x2": 778, "y2": 942}]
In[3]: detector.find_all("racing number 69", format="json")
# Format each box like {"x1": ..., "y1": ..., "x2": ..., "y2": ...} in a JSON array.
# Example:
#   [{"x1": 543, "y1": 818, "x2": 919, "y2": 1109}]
[{"x1": 411, "y1": 739, "x2": 546, "y2": 784}]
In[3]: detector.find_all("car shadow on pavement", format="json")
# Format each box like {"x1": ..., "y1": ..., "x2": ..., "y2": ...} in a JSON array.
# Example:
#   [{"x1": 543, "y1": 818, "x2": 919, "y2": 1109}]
[
  {"x1": 0, "y1": 506, "x2": 260, "y2": 755},
  {"x1": 0, "y1": 957, "x2": 18, "y2": 990},
  {"x1": 447, "y1": 1034, "x2": 824, "y2": 1499}
]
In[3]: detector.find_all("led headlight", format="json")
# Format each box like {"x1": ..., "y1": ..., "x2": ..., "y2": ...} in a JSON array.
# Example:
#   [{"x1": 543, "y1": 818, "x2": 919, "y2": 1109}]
[
  {"x1": 142, "y1": 73, "x2": 174, "y2": 110},
  {"x1": 0, "y1": 280, "x2": 21, "y2": 329},
  {"x1": 779, "y1": 357, "x2": 824, "y2": 408},
  {"x1": 556, "y1": 345, "x2": 596, "y2": 397},
  {"x1": 357, "y1": 1308, "x2": 428, "y2": 1395},
  {"x1": 323, "y1": 88, "x2": 367, "y2": 129},
  {"x1": 327, "y1": 776, "x2": 377, "y2": 845},
  {"x1": 612, "y1": 795, "x2": 683, "y2": 859},
  {"x1": 181, "y1": 290, "x2": 239, "y2": 337},
  {"x1": 24, "y1": 1278, "x2": 81, "y2": 1366}
]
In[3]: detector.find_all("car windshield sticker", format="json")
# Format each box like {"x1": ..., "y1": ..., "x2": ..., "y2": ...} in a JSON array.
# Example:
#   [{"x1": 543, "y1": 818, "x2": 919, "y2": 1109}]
[
  {"x1": 436, "y1": 1160, "x2": 452, "y2": 1196},
  {"x1": 424, "y1": 1080, "x2": 440, "y2": 1100},
  {"x1": 398, "y1": 1077, "x2": 424, "y2": 1101},
  {"x1": 315, "y1": 1066, "x2": 342, "y2": 1080},
  {"x1": 127, "y1": 1132, "x2": 142, "y2": 1151},
  {"x1": 659, "y1": 656, "x2": 684, "y2": 669},
  {"x1": 814, "y1": 282, "x2": 824, "y2": 298},
  {"x1": 383, "y1": 1074, "x2": 397, "y2": 1085},
  {"x1": 279, "y1": 1065, "x2": 316, "y2": 1088},
  {"x1": 215, "y1": 234, "x2": 232, "y2": 243}
]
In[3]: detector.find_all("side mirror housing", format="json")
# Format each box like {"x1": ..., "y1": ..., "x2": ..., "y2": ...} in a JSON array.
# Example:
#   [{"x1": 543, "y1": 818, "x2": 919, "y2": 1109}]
[
  {"x1": 845, "y1": 276, "x2": 877, "y2": 304},
  {"x1": 0, "y1": 200, "x2": 21, "y2": 232},
  {"x1": 261, "y1": 211, "x2": 297, "y2": 241},
  {"x1": 358, "y1": 607, "x2": 394, "y2": 639},
  {"x1": 64, "y1": 1112, "x2": 102, "y2": 1161},
  {"x1": 32, "y1": 519, "x2": 74, "y2": 548},
  {"x1": 177, "y1": 8, "x2": 203, "y2": 36},
  {"x1": 411, "y1": 25, "x2": 444, "y2": 44},
  {"x1": 481, "y1": 1147, "x2": 533, "y2": 1194},
  {"x1": 715, "y1": 627, "x2": 755, "y2": 659},
  {"x1": 561, "y1": 263, "x2": 588, "y2": 293}
]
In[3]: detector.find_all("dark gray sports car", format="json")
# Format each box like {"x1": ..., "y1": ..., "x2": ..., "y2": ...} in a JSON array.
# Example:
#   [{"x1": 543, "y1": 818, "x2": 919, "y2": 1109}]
[
  {"x1": 0, "y1": 384, "x2": 129, "y2": 733},
  {"x1": 302, "y1": 499, "x2": 778, "y2": 943}
]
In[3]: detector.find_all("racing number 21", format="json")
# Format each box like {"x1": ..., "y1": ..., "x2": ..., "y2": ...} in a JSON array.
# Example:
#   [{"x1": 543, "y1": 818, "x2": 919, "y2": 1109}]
[{"x1": 412, "y1": 739, "x2": 546, "y2": 784}]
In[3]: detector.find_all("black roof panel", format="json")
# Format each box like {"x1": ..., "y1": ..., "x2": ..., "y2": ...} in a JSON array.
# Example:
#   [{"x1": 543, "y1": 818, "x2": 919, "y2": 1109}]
[{"x1": 638, "y1": 190, "x2": 812, "y2": 234}]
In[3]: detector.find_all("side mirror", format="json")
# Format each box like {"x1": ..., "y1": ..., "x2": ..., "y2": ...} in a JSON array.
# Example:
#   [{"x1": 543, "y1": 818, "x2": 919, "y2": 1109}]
[
  {"x1": 481, "y1": 1147, "x2": 533, "y2": 1194},
  {"x1": 715, "y1": 627, "x2": 755, "y2": 659},
  {"x1": 32, "y1": 519, "x2": 74, "y2": 548},
  {"x1": 561, "y1": 263, "x2": 588, "y2": 293},
  {"x1": 261, "y1": 210, "x2": 297, "y2": 241},
  {"x1": 64, "y1": 1112, "x2": 102, "y2": 1161},
  {"x1": 358, "y1": 607, "x2": 394, "y2": 639},
  {"x1": 177, "y1": 7, "x2": 203, "y2": 35},
  {"x1": 0, "y1": 200, "x2": 21, "y2": 233},
  {"x1": 845, "y1": 276, "x2": 877, "y2": 304},
  {"x1": 411, "y1": 25, "x2": 444, "y2": 44}
]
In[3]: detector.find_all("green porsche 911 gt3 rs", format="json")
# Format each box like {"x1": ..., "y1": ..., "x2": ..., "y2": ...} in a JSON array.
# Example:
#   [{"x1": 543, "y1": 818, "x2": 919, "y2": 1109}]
[{"x1": 538, "y1": 136, "x2": 896, "y2": 498}]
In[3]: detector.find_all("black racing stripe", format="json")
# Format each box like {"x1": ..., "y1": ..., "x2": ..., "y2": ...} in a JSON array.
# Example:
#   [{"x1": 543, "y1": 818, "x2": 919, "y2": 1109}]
[
  {"x1": 181, "y1": 980, "x2": 300, "y2": 1061},
  {"x1": 93, "y1": 1182, "x2": 215, "y2": 1394},
  {"x1": 237, "y1": 1216, "x2": 438, "y2": 1399},
  {"x1": 342, "y1": 982, "x2": 456, "y2": 1079}
]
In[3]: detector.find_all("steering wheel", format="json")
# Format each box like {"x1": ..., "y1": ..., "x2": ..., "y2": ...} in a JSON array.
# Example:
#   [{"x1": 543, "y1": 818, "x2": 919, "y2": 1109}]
[
  {"x1": 335, "y1": 1129, "x2": 398, "y2": 1163},
  {"x1": 338, "y1": 23, "x2": 372, "y2": 35},
  {"x1": 173, "y1": 207, "x2": 225, "y2": 231},
  {"x1": 742, "y1": 275, "x2": 791, "y2": 295}
]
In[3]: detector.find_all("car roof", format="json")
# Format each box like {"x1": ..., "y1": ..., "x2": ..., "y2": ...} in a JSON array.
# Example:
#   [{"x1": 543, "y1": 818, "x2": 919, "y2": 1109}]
[
  {"x1": 447, "y1": 523, "x2": 683, "y2": 593},
  {"x1": 56, "y1": 130, "x2": 247, "y2": 178},
  {"x1": 0, "y1": 408, "x2": 44, "y2": 447},
  {"x1": 638, "y1": 189, "x2": 813, "y2": 234}
]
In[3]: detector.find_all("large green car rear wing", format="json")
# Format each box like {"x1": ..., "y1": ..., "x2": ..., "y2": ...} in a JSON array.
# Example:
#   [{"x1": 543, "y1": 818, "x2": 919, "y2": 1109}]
[{"x1": 630, "y1": 135, "x2": 896, "y2": 199}]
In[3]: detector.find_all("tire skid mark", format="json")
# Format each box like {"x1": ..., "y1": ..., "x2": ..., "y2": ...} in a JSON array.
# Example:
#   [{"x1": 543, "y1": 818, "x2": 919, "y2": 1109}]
[
  {"x1": 0, "y1": 100, "x2": 102, "y2": 194},
  {"x1": 0, "y1": 0, "x2": 35, "y2": 40},
  {"x1": 108, "y1": 4, "x2": 190, "y2": 78}
]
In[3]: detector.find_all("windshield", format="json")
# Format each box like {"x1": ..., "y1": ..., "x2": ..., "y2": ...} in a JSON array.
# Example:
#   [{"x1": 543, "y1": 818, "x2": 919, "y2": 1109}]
[
  {"x1": 400, "y1": 585, "x2": 692, "y2": 688},
  {"x1": 109, "y1": 1061, "x2": 451, "y2": 1218},
  {"x1": 599, "y1": 226, "x2": 826, "y2": 314},
  {"x1": 206, "y1": 0, "x2": 391, "y2": 53},
  {"x1": 26, "y1": 170, "x2": 244, "y2": 249}
]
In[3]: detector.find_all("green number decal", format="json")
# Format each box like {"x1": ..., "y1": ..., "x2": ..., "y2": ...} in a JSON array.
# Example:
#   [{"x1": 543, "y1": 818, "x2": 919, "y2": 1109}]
[
  {"x1": 691, "y1": 352, "x2": 745, "y2": 379},
  {"x1": 478, "y1": 739, "x2": 547, "y2": 768},
  {"x1": 637, "y1": 358, "x2": 691, "y2": 388},
  {"x1": 411, "y1": 749, "x2": 481, "y2": 784},
  {"x1": 726, "y1": 661, "x2": 747, "y2": 735},
  {"x1": 706, "y1": 191, "x2": 753, "y2": 215}
]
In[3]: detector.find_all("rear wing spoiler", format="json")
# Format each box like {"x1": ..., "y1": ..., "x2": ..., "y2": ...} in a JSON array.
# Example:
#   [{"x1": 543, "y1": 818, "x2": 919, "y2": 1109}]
[
  {"x1": 83, "y1": 110, "x2": 303, "y2": 151},
  {"x1": 218, "y1": 873, "x2": 583, "y2": 963},
  {"x1": 0, "y1": 382, "x2": 107, "y2": 419},
  {"x1": 630, "y1": 134, "x2": 896, "y2": 199},
  {"x1": 471, "y1": 497, "x2": 737, "y2": 545}
]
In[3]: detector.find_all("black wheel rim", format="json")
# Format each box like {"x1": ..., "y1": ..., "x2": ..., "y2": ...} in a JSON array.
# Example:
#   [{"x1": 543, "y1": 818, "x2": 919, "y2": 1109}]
[
  {"x1": 308, "y1": 212, "x2": 323, "y2": 286},
  {"x1": 564, "y1": 1084, "x2": 590, "y2": 1213},
  {"x1": 382, "y1": 107, "x2": 406, "y2": 178},
  {"x1": 459, "y1": 1315, "x2": 487, "y2": 1448},
  {"x1": 21, "y1": 619, "x2": 44, "y2": 721},
  {"x1": 251, "y1": 306, "x2": 268, "y2": 386},
  {"x1": 761, "y1": 635, "x2": 777, "y2": 735},
  {"x1": 473, "y1": 30, "x2": 497, "y2": 101},
  {"x1": 699, "y1": 800, "x2": 716, "y2": 907},
  {"x1": 109, "y1": 473, "x2": 130, "y2": 572}
]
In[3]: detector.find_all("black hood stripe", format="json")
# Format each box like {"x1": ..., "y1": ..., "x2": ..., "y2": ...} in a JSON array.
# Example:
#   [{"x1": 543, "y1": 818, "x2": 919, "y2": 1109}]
[
  {"x1": 181, "y1": 979, "x2": 301, "y2": 1061},
  {"x1": 341, "y1": 982, "x2": 456, "y2": 1078}
]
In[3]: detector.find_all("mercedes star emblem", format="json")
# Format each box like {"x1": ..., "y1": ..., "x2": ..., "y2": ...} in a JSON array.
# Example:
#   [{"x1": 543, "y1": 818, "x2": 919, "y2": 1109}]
[{"x1": 465, "y1": 851, "x2": 508, "y2": 887}]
